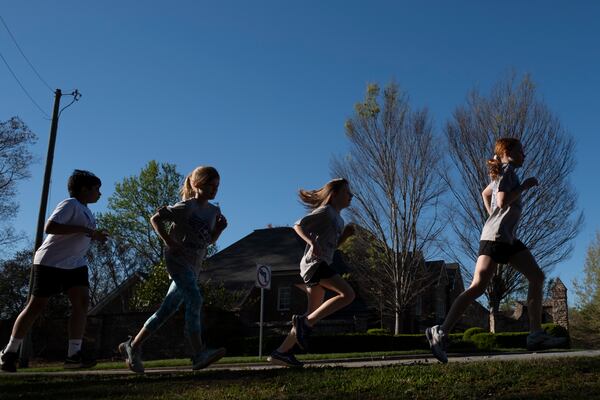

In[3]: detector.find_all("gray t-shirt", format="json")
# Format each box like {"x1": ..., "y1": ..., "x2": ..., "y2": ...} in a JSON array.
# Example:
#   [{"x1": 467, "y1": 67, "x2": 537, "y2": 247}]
[
  {"x1": 158, "y1": 199, "x2": 220, "y2": 272},
  {"x1": 295, "y1": 205, "x2": 344, "y2": 282},
  {"x1": 480, "y1": 164, "x2": 522, "y2": 244}
]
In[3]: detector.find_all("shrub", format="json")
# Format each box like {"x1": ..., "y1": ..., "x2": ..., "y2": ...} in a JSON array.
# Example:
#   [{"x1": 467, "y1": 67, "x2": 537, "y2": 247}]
[
  {"x1": 471, "y1": 333, "x2": 496, "y2": 351},
  {"x1": 463, "y1": 327, "x2": 486, "y2": 342},
  {"x1": 542, "y1": 323, "x2": 569, "y2": 338}
]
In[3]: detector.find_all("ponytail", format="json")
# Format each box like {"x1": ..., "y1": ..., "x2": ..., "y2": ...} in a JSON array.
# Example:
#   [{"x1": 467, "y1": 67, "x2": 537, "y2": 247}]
[
  {"x1": 299, "y1": 178, "x2": 348, "y2": 210},
  {"x1": 487, "y1": 137, "x2": 521, "y2": 180},
  {"x1": 179, "y1": 166, "x2": 220, "y2": 200},
  {"x1": 180, "y1": 174, "x2": 195, "y2": 200}
]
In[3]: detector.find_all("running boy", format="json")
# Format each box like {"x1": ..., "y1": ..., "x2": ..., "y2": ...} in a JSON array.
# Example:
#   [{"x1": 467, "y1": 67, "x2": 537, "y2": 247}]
[{"x1": 0, "y1": 170, "x2": 108, "y2": 372}]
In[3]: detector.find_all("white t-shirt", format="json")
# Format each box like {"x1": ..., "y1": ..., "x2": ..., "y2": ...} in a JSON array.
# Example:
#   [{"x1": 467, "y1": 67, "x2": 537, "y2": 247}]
[{"x1": 33, "y1": 198, "x2": 96, "y2": 269}]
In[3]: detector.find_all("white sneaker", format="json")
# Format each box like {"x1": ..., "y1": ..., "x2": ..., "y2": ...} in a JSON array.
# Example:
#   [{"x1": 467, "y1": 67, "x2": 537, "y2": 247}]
[
  {"x1": 526, "y1": 331, "x2": 568, "y2": 351},
  {"x1": 426, "y1": 325, "x2": 448, "y2": 363},
  {"x1": 118, "y1": 336, "x2": 144, "y2": 373}
]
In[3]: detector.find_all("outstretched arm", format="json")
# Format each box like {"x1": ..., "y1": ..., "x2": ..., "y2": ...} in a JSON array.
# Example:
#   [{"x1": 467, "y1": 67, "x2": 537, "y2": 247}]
[{"x1": 45, "y1": 221, "x2": 108, "y2": 242}]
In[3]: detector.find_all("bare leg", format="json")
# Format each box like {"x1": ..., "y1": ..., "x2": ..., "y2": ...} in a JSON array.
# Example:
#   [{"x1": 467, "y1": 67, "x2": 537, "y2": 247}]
[
  {"x1": 509, "y1": 249, "x2": 545, "y2": 332},
  {"x1": 277, "y1": 285, "x2": 325, "y2": 353},
  {"x1": 305, "y1": 275, "x2": 355, "y2": 327},
  {"x1": 441, "y1": 256, "x2": 497, "y2": 333},
  {"x1": 66, "y1": 286, "x2": 89, "y2": 340},
  {"x1": 11, "y1": 296, "x2": 50, "y2": 338},
  {"x1": 131, "y1": 327, "x2": 152, "y2": 350}
]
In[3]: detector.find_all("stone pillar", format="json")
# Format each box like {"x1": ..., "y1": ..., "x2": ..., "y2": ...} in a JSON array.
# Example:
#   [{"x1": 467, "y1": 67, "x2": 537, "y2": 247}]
[{"x1": 550, "y1": 278, "x2": 569, "y2": 330}]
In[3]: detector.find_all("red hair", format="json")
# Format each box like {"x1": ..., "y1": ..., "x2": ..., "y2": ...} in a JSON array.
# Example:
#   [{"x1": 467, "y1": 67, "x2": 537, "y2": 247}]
[{"x1": 487, "y1": 138, "x2": 521, "y2": 180}]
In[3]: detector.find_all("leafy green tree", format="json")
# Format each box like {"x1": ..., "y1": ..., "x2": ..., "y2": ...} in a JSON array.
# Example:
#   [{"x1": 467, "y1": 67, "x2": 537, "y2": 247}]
[
  {"x1": 129, "y1": 246, "x2": 223, "y2": 312},
  {"x1": 101, "y1": 161, "x2": 227, "y2": 310},
  {"x1": 100, "y1": 160, "x2": 182, "y2": 269},
  {"x1": 0, "y1": 249, "x2": 31, "y2": 319},
  {"x1": 571, "y1": 232, "x2": 600, "y2": 347},
  {"x1": 129, "y1": 260, "x2": 170, "y2": 311}
]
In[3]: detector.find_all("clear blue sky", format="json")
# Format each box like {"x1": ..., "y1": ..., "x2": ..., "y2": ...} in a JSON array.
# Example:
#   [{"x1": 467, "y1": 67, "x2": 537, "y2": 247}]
[{"x1": 1, "y1": 1, "x2": 598, "y2": 306}]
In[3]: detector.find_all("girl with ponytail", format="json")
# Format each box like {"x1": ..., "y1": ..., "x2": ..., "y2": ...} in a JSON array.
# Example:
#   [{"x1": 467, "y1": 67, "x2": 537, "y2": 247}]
[
  {"x1": 426, "y1": 137, "x2": 567, "y2": 363},
  {"x1": 268, "y1": 178, "x2": 356, "y2": 367},
  {"x1": 118, "y1": 166, "x2": 228, "y2": 373}
]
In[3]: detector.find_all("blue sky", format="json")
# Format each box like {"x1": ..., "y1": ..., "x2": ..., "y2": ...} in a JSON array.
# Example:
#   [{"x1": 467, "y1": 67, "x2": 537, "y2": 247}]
[{"x1": 1, "y1": 1, "x2": 598, "y2": 306}]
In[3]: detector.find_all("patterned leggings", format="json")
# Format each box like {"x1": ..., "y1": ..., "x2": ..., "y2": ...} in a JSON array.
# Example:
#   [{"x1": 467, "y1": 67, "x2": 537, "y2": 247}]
[{"x1": 143, "y1": 260, "x2": 203, "y2": 335}]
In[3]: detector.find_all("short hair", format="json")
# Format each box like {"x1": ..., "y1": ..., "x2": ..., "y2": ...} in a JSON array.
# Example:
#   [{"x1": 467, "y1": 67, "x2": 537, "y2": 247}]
[{"x1": 68, "y1": 169, "x2": 101, "y2": 197}]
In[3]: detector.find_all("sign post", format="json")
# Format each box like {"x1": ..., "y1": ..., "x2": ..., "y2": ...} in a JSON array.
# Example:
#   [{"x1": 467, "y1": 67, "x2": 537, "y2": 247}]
[{"x1": 255, "y1": 264, "x2": 271, "y2": 359}]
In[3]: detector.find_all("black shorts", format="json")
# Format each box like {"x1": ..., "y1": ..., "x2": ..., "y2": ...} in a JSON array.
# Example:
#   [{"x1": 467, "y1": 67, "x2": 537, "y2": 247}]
[
  {"x1": 306, "y1": 262, "x2": 338, "y2": 287},
  {"x1": 478, "y1": 240, "x2": 528, "y2": 264},
  {"x1": 31, "y1": 265, "x2": 89, "y2": 297}
]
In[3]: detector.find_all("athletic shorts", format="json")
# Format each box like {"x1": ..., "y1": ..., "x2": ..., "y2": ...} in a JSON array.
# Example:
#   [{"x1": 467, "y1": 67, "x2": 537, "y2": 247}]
[
  {"x1": 478, "y1": 240, "x2": 528, "y2": 264},
  {"x1": 306, "y1": 262, "x2": 338, "y2": 287},
  {"x1": 31, "y1": 264, "x2": 89, "y2": 297}
]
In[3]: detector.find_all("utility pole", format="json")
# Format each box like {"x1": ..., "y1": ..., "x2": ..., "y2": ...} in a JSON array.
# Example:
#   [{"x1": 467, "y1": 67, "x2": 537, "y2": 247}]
[{"x1": 19, "y1": 89, "x2": 62, "y2": 368}]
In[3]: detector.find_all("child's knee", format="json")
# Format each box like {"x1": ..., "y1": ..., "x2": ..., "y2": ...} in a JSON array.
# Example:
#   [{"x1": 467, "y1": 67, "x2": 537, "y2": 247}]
[{"x1": 466, "y1": 284, "x2": 486, "y2": 299}]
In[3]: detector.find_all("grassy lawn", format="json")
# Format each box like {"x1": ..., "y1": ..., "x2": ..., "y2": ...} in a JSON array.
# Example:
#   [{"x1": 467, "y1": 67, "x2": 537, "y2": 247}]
[
  {"x1": 1, "y1": 356, "x2": 599, "y2": 399},
  {"x1": 13, "y1": 350, "x2": 434, "y2": 372}
]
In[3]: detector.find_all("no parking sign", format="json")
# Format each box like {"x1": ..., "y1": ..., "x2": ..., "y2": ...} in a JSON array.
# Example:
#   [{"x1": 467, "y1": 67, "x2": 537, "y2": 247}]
[{"x1": 256, "y1": 264, "x2": 271, "y2": 290}]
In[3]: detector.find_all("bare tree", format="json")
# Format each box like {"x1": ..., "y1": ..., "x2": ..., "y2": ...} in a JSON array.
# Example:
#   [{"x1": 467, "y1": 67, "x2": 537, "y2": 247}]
[
  {"x1": 443, "y1": 73, "x2": 582, "y2": 332},
  {"x1": 86, "y1": 236, "x2": 142, "y2": 307},
  {"x1": 0, "y1": 117, "x2": 37, "y2": 254},
  {"x1": 332, "y1": 83, "x2": 445, "y2": 334}
]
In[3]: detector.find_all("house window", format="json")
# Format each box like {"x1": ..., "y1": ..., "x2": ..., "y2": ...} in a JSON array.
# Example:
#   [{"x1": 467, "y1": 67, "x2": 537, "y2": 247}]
[
  {"x1": 415, "y1": 295, "x2": 422, "y2": 316},
  {"x1": 277, "y1": 287, "x2": 291, "y2": 311},
  {"x1": 436, "y1": 297, "x2": 446, "y2": 320}
]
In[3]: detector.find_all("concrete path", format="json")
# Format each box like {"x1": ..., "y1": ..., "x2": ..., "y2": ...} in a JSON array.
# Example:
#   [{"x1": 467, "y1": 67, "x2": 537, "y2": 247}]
[{"x1": 5, "y1": 350, "x2": 600, "y2": 377}]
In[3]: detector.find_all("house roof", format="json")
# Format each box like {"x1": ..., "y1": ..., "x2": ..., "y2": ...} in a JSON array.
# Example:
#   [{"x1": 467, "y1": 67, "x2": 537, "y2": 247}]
[
  {"x1": 198, "y1": 227, "x2": 305, "y2": 284},
  {"x1": 88, "y1": 271, "x2": 146, "y2": 316}
]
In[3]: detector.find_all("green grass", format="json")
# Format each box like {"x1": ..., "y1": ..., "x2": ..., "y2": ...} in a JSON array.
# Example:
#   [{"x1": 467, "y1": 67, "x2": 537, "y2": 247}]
[
  {"x1": 14, "y1": 350, "x2": 433, "y2": 372},
  {"x1": 1, "y1": 356, "x2": 599, "y2": 399}
]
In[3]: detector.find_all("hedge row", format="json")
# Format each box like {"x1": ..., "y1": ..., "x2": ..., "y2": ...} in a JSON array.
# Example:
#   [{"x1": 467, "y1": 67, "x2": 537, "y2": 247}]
[
  {"x1": 466, "y1": 323, "x2": 570, "y2": 351},
  {"x1": 219, "y1": 323, "x2": 569, "y2": 356}
]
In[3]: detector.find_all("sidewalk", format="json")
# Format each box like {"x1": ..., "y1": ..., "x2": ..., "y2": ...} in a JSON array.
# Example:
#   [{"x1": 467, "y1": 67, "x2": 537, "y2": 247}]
[{"x1": 5, "y1": 349, "x2": 600, "y2": 377}]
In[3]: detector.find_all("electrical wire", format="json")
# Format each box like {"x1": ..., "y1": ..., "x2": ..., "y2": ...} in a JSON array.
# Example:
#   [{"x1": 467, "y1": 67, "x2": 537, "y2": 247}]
[
  {"x1": 0, "y1": 15, "x2": 54, "y2": 92},
  {"x1": 58, "y1": 89, "x2": 82, "y2": 118},
  {"x1": 0, "y1": 48, "x2": 50, "y2": 119}
]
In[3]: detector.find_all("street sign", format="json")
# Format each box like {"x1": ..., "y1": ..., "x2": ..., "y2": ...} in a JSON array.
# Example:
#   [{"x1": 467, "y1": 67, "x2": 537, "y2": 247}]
[{"x1": 256, "y1": 264, "x2": 272, "y2": 290}]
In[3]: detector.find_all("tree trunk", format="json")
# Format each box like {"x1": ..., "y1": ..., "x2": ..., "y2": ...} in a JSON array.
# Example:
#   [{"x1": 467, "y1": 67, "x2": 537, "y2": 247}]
[
  {"x1": 394, "y1": 287, "x2": 401, "y2": 334},
  {"x1": 488, "y1": 273, "x2": 503, "y2": 333}
]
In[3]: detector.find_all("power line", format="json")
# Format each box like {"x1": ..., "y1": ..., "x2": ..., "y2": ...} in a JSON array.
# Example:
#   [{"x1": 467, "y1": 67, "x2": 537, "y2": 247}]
[
  {"x1": 0, "y1": 48, "x2": 50, "y2": 119},
  {"x1": 0, "y1": 15, "x2": 54, "y2": 92}
]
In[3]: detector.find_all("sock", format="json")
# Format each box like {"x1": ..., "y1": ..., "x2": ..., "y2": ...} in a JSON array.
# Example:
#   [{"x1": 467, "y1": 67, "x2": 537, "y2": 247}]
[
  {"x1": 68, "y1": 339, "x2": 82, "y2": 357},
  {"x1": 5, "y1": 337, "x2": 23, "y2": 353}
]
